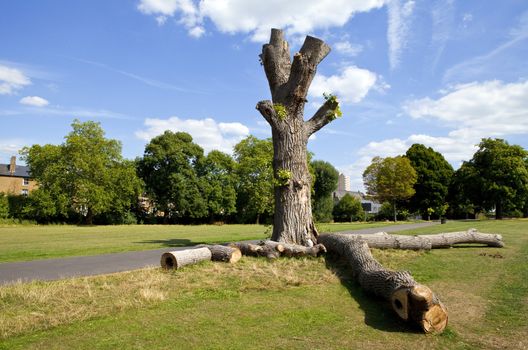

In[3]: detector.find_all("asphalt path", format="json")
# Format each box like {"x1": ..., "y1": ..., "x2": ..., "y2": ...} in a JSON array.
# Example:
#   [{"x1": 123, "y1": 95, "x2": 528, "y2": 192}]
[{"x1": 0, "y1": 221, "x2": 437, "y2": 285}]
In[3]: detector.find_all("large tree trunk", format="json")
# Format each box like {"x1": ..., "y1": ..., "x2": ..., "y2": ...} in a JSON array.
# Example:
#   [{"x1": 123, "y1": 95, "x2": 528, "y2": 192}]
[
  {"x1": 319, "y1": 234, "x2": 448, "y2": 333},
  {"x1": 257, "y1": 29, "x2": 339, "y2": 246}
]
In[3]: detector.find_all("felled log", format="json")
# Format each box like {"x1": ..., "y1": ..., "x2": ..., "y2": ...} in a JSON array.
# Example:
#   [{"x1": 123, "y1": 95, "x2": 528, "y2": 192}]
[
  {"x1": 233, "y1": 242, "x2": 280, "y2": 259},
  {"x1": 319, "y1": 234, "x2": 448, "y2": 333},
  {"x1": 160, "y1": 247, "x2": 212, "y2": 270},
  {"x1": 207, "y1": 245, "x2": 242, "y2": 263},
  {"x1": 350, "y1": 228, "x2": 504, "y2": 250},
  {"x1": 261, "y1": 240, "x2": 327, "y2": 257}
]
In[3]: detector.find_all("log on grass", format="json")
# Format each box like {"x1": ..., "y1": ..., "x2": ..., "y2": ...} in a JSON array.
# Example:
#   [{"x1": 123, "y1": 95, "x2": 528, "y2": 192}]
[
  {"x1": 261, "y1": 240, "x2": 327, "y2": 257},
  {"x1": 233, "y1": 242, "x2": 280, "y2": 259},
  {"x1": 207, "y1": 245, "x2": 242, "y2": 263},
  {"x1": 319, "y1": 233, "x2": 448, "y2": 333},
  {"x1": 160, "y1": 247, "x2": 212, "y2": 270},
  {"x1": 352, "y1": 229, "x2": 503, "y2": 250}
]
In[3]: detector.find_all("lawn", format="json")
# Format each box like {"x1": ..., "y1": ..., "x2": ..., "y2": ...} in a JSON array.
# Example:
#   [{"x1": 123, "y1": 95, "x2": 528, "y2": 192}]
[
  {"x1": 0, "y1": 220, "x2": 526, "y2": 349},
  {"x1": 0, "y1": 221, "x2": 403, "y2": 263}
]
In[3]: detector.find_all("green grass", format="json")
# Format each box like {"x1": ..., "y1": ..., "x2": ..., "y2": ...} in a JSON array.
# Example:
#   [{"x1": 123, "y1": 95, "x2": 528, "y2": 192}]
[
  {"x1": 0, "y1": 220, "x2": 526, "y2": 349},
  {"x1": 0, "y1": 221, "x2": 402, "y2": 263}
]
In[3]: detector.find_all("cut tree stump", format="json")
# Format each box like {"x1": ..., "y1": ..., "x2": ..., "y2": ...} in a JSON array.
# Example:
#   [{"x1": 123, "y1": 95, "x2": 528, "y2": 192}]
[
  {"x1": 160, "y1": 247, "x2": 212, "y2": 270},
  {"x1": 319, "y1": 233, "x2": 448, "y2": 333},
  {"x1": 345, "y1": 228, "x2": 504, "y2": 250}
]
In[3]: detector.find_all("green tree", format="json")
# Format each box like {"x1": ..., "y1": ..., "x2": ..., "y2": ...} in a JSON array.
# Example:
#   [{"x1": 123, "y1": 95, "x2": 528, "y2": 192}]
[
  {"x1": 311, "y1": 160, "x2": 339, "y2": 222},
  {"x1": 333, "y1": 194, "x2": 364, "y2": 222},
  {"x1": 137, "y1": 131, "x2": 207, "y2": 222},
  {"x1": 459, "y1": 138, "x2": 528, "y2": 219},
  {"x1": 0, "y1": 193, "x2": 9, "y2": 219},
  {"x1": 234, "y1": 136, "x2": 274, "y2": 224},
  {"x1": 363, "y1": 156, "x2": 417, "y2": 222},
  {"x1": 405, "y1": 144, "x2": 453, "y2": 219},
  {"x1": 22, "y1": 120, "x2": 143, "y2": 224},
  {"x1": 198, "y1": 150, "x2": 238, "y2": 222}
]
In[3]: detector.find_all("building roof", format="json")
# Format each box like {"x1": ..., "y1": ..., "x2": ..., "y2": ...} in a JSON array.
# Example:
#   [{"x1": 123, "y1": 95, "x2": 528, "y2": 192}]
[{"x1": 0, "y1": 163, "x2": 31, "y2": 178}]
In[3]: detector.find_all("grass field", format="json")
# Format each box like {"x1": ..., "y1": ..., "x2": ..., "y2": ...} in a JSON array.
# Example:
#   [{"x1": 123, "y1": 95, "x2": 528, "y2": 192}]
[
  {"x1": 0, "y1": 221, "x2": 404, "y2": 263},
  {"x1": 0, "y1": 220, "x2": 526, "y2": 349}
]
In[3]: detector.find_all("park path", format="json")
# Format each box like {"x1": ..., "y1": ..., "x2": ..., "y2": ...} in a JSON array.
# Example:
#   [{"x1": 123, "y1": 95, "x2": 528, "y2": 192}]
[{"x1": 0, "y1": 222, "x2": 437, "y2": 285}]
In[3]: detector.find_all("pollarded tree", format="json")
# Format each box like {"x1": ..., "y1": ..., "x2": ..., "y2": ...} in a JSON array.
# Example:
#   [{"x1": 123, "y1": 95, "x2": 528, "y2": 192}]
[
  {"x1": 257, "y1": 29, "x2": 342, "y2": 245},
  {"x1": 363, "y1": 156, "x2": 417, "y2": 222}
]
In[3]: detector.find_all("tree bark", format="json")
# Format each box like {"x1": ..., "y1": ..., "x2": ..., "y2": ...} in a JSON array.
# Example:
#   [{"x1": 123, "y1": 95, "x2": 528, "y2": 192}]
[
  {"x1": 262, "y1": 240, "x2": 327, "y2": 257},
  {"x1": 334, "y1": 229, "x2": 504, "y2": 250},
  {"x1": 160, "y1": 247, "x2": 212, "y2": 269},
  {"x1": 206, "y1": 245, "x2": 242, "y2": 263},
  {"x1": 233, "y1": 242, "x2": 280, "y2": 259},
  {"x1": 318, "y1": 234, "x2": 448, "y2": 333},
  {"x1": 257, "y1": 29, "x2": 335, "y2": 246}
]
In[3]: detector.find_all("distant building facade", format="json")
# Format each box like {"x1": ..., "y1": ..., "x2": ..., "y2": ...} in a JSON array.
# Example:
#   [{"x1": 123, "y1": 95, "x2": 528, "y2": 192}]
[
  {"x1": 0, "y1": 156, "x2": 38, "y2": 196},
  {"x1": 332, "y1": 173, "x2": 381, "y2": 214}
]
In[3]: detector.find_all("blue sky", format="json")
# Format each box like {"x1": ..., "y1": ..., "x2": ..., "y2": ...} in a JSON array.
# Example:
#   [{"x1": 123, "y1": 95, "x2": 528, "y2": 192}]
[{"x1": 1, "y1": 0, "x2": 527, "y2": 190}]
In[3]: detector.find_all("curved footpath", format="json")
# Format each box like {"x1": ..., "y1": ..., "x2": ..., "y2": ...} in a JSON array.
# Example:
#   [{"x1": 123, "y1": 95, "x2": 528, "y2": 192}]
[{"x1": 0, "y1": 222, "x2": 437, "y2": 285}]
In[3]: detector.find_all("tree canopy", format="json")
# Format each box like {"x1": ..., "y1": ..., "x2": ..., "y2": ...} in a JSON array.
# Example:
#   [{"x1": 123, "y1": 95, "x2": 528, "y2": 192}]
[
  {"x1": 22, "y1": 120, "x2": 143, "y2": 224},
  {"x1": 405, "y1": 144, "x2": 454, "y2": 219},
  {"x1": 332, "y1": 194, "x2": 364, "y2": 222},
  {"x1": 137, "y1": 131, "x2": 207, "y2": 222},
  {"x1": 363, "y1": 156, "x2": 417, "y2": 221},
  {"x1": 458, "y1": 138, "x2": 528, "y2": 219},
  {"x1": 233, "y1": 136, "x2": 274, "y2": 224}
]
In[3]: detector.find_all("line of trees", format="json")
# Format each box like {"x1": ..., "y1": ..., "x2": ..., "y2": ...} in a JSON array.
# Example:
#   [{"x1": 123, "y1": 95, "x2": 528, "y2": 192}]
[
  {"x1": 1, "y1": 120, "x2": 526, "y2": 224},
  {"x1": 363, "y1": 139, "x2": 528, "y2": 221}
]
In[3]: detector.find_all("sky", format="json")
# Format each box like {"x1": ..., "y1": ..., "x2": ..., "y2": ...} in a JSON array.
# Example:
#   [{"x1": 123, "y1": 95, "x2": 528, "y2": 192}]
[{"x1": 1, "y1": 0, "x2": 527, "y2": 191}]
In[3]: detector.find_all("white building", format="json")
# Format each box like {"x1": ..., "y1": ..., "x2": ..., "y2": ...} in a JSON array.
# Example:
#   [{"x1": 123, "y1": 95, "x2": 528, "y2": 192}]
[{"x1": 332, "y1": 173, "x2": 381, "y2": 214}]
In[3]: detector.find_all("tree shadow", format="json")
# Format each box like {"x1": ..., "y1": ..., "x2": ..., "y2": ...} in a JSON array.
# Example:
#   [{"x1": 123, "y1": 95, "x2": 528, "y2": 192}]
[
  {"x1": 134, "y1": 238, "x2": 206, "y2": 247},
  {"x1": 324, "y1": 255, "x2": 423, "y2": 334}
]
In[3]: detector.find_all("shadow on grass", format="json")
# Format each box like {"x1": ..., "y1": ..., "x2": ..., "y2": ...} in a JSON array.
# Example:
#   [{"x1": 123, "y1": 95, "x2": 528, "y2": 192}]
[
  {"x1": 134, "y1": 238, "x2": 207, "y2": 247},
  {"x1": 324, "y1": 255, "x2": 422, "y2": 334}
]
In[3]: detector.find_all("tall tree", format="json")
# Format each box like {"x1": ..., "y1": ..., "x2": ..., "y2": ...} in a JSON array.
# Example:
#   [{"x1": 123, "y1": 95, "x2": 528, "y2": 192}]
[
  {"x1": 233, "y1": 136, "x2": 274, "y2": 224},
  {"x1": 460, "y1": 138, "x2": 528, "y2": 219},
  {"x1": 257, "y1": 29, "x2": 342, "y2": 245},
  {"x1": 405, "y1": 144, "x2": 454, "y2": 219},
  {"x1": 363, "y1": 156, "x2": 417, "y2": 222},
  {"x1": 311, "y1": 160, "x2": 339, "y2": 222},
  {"x1": 137, "y1": 131, "x2": 207, "y2": 222},
  {"x1": 198, "y1": 150, "x2": 237, "y2": 222},
  {"x1": 22, "y1": 120, "x2": 142, "y2": 224}
]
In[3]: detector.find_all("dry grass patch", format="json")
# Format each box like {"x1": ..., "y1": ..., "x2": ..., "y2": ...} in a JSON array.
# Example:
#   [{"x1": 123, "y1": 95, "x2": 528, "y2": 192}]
[{"x1": 0, "y1": 257, "x2": 335, "y2": 340}]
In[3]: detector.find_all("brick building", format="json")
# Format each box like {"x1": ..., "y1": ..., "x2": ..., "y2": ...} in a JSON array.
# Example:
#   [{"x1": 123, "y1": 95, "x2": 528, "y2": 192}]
[{"x1": 0, "y1": 156, "x2": 38, "y2": 195}]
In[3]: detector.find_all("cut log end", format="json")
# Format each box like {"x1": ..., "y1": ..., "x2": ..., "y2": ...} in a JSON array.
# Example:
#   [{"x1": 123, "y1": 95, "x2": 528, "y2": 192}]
[
  {"x1": 160, "y1": 252, "x2": 177, "y2": 269},
  {"x1": 391, "y1": 285, "x2": 448, "y2": 333}
]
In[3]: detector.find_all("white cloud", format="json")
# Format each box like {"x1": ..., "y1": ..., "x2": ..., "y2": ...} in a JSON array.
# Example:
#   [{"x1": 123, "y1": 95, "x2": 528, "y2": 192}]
[
  {"x1": 138, "y1": 0, "x2": 204, "y2": 34},
  {"x1": 430, "y1": 0, "x2": 454, "y2": 70},
  {"x1": 309, "y1": 66, "x2": 377, "y2": 104},
  {"x1": 0, "y1": 64, "x2": 31, "y2": 95},
  {"x1": 138, "y1": 0, "x2": 386, "y2": 42},
  {"x1": 405, "y1": 80, "x2": 528, "y2": 137},
  {"x1": 387, "y1": 0, "x2": 415, "y2": 69},
  {"x1": 19, "y1": 96, "x2": 49, "y2": 107},
  {"x1": 136, "y1": 116, "x2": 250, "y2": 153},
  {"x1": 334, "y1": 41, "x2": 363, "y2": 56}
]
